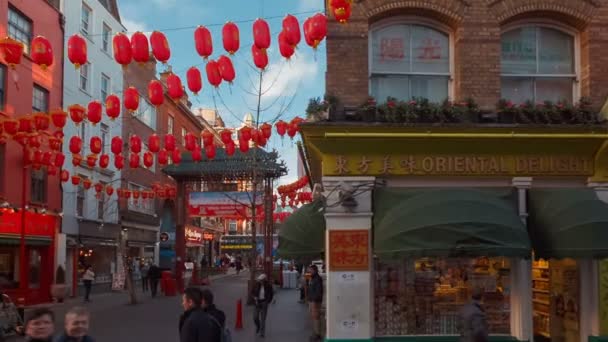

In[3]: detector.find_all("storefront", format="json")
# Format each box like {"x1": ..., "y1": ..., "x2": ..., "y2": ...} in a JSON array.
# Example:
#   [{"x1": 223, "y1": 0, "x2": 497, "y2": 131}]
[
  {"x1": 299, "y1": 124, "x2": 608, "y2": 342},
  {"x1": 185, "y1": 225, "x2": 205, "y2": 263},
  {"x1": 0, "y1": 210, "x2": 58, "y2": 305}
]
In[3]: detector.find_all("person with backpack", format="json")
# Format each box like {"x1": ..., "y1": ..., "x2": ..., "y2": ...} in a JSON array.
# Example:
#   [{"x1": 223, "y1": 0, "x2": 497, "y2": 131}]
[
  {"x1": 179, "y1": 288, "x2": 219, "y2": 342},
  {"x1": 201, "y1": 289, "x2": 231, "y2": 342}
]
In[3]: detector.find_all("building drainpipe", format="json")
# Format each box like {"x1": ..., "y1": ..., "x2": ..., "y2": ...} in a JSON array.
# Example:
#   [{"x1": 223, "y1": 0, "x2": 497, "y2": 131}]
[{"x1": 18, "y1": 145, "x2": 27, "y2": 304}]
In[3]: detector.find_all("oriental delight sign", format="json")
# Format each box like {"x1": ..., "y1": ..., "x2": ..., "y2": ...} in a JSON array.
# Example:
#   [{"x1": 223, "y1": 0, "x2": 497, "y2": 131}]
[{"x1": 328, "y1": 230, "x2": 370, "y2": 271}]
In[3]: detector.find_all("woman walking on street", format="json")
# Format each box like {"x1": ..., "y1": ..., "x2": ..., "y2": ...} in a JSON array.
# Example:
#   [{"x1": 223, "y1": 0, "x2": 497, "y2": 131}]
[{"x1": 81, "y1": 266, "x2": 95, "y2": 303}]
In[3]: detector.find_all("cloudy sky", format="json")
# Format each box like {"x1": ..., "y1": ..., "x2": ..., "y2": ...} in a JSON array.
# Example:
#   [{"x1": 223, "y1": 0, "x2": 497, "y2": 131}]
[{"x1": 117, "y1": 0, "x2": 327, "y2": 185}]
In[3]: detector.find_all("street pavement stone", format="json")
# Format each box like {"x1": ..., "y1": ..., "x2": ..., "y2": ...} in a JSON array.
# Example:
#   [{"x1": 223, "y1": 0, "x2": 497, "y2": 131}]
[{"x1": 13, "y1": 271, "x2": 311, "y2": 342}]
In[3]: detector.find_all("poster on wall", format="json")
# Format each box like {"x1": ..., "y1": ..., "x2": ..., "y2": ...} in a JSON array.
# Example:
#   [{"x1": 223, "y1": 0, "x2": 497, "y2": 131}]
[
  {"x1": 188, "y1": 192, "x2": 263, "y2": 218},
  {"x1": 328, "y1": 230, "x2": 370, "y2": 271},
  {"x1": 112, "y1": 251, "x2": 126, "y2": 291}
]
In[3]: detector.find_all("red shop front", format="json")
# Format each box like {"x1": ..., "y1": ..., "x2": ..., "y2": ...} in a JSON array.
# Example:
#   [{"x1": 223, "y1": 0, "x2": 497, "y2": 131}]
[{"x1": 0, "y1": 210, "x2": 57, "y2": 305}]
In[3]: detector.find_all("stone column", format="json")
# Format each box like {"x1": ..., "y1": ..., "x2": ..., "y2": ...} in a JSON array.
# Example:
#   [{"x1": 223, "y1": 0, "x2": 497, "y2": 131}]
[{"x1": 323, "y1": 176, "x2": 375, "y2": 342}]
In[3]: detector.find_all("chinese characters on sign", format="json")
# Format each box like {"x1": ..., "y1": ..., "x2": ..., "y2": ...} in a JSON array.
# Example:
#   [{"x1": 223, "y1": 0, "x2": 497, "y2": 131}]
[
  {"x1": 380, "y1": 38, "x2": 405, "y2": 61},
  {"x1": 328, "y1": 154, "x2": 593, "y2": 176},
  {"x1": 329, "y1": 230, "x2": 370, "y2": 271}
]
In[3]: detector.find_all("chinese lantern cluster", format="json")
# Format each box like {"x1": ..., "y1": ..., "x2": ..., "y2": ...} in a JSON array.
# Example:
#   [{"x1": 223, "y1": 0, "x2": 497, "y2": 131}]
[
  {"x1": 277, "y1": 176, "x2": 309, "y2": 197},
  {"x1": 329, "y1": 0, "x2": 353, "y2": 24},
  {"x1": 274, "y1": 116, "x2": 303, "y2": 139}
]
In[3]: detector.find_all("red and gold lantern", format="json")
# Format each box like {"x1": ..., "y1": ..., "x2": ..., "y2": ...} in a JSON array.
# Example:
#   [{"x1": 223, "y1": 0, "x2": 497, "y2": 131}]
[
  {"x1": 143, "y1": 151, "x2": 154, "y2": 168},
  {"x1": 185, "y1": 132, "x2": 197, "y2": 151},
  {"x1": 105, "y1": 94, "x2": 120, "y2": 120},
  {"x1": 150, "y1": 31, "x2": 171, "y2": 64},
  {"x1": 142, "y1": 191, "x2": 149, "y2": 200},
  {"x1": 260, "y1": 122, "x2": 272, "y2": 139},
  {"x1": 28, "y1": 134, "x2": 42, "y2": 148},
  {"x1": 49, "y1": 137, "x2": 62, "y2": 151},
  {"x1": 222, "y1": 22, "x2": 240, "y2": 55},
  {"x1": 158, "y1": 148, "x2": 168, "y2": 165},
  {"x1": 164, "y1": 134, "x2": 176, "y2": 151},
  {"x1": 239, "y1": 126, "x2": 252, "y2": 141},
  {"x1": 18, "y1": 116, "x2": 32, "y2": 133},
  {"x1": 130, "y1": 31, "x2": 149, "y2": 64},
  {"x1": 54, "y1": 152, "x2": 65, "y2": 168},
  {"x1": 50, "y1": 109, "x2": 68, "y2": 129},
  {"x1": 220, "y1": 129, "x2": 232, "y2": 145},
  {"x1": 148, "y1": 80, "x2": 164, "y2": 107},
  {"x1": 239, "y1": 139, "x2": 249, "y2": 153},
  {"x1": 129, "y1": 134, "x2": 142, "y2": 154},
  {"x1": 33, "y1": 113, "x2": 50, "y2": 131},
  {"x1": 287, "y1": 122, "x2": 298, "y2": 138},
  {"x1": 167, "y1": 73, "x2": 184, "y2": 100},
  {"x1": 124, "y1": 87, "x2": 140, "y2": 112},
  {"x1": 68, "y1": 104, "x2": 86, "y2": 125},
  {"x1": 114, "y1": 153, "x2": 124, "y2": 170},
  {"x1": 201, "y1": 129, "x2": 214, "y2": 147},
  {"x1": 304, "y1": 14, "x2": 327, "y2": 49},
  {"x1": 225, "y1": 142, "x2": 235, "y2": 156},
  {"x1": 205, "y1": 60, "x2": 222, "y2": 88},
  {"x1": 105, "y1": 185, "x2": 114, "y2": 196},
  {"x1": 71, "y1": 175, "x2": 81, "y2": 186},
  {"x1": 69, "y1": 136, "x2": 82, "y2": 154},
  {"x1": 171, "y1": 149, "x2": 181, "y2": 164},
  {"x1": 86, "y1": 154, "x2": 97, "y2": 168},
  {"x1": 31, "y1": 36, "x2": 53, "y2": 70},
  {"x1": 217, "y1": 55, "x2": 236, "y2": 83},
  {"x1": 2, "y1": 119, "x2": 18, "y2": 136},
  {"x1": 148, "y1": 134, "x2": 160, "y2": 153},
  {"x1": 205, "y1": 144, "x2": 216, "y2": 160},
  {"x1": 282, "y1": 15, "x2": 301, "y2": 47},
  {"x1": 251, "y1": 45, "x2": 268, "y2": 70},
  {"x1": 186, "y1": 67, "x2": 202, "y2": 95},
  {"x1": 87, "y1": 100, "x2": 102, "y2": 126},
  {"x1": 83, "y1": 178, "x2": 92, "y2": 190},
  {"x1": 67, "y1": 34, "x2": 87, "y2": 68},
  {"x1": 132, "y1": 190, "x2": 140, "y2": 200},
  {"x1": 129, "y1": 152, "x2": 140, "y2": 168},
  {"x1": 194, "y1": 26, "x2": 213, "y2": 60},
  {"x1": 113, "y1": 32, "x2": 132, "y2": 67},
  {"x1": 275, "y1": 120, "x2": 287, "y2": 137},
  {"x1": 42, "y1": 151, "x2": 52, "y2": 166},
  {"x1": 61, "y1": 169, "x2": 70, "y2": 182},
  {"x1": 90, "y1": 136, "x2": 102, "y2": 154},
  {"x1": 253, "y1": 19, "x2": 271, "y2": 51},
  {"x1": 0, "y1": 37, "x2": 24, "y2": 68},
  {"x1": 94, "y1": 182, "x2": 104, "y2": 194},
  {"x1": 72, "y1": 153, "x2": 83, "y2": 167},
  {"x1": 331, "y1": 0, "x2": 352, "y2": 23},
  {"x1": 279, "y1": 31, "x2": 295, "y2": 60},
  {"x1": 111, "y1": 136, "x2": 123, "y2": 155},
  {"x1": 191, "y1": 146, "x2": 202, "y2": 162},
  {"x1": 99, "y1": 154, "x2": 110, "y2": 169}
]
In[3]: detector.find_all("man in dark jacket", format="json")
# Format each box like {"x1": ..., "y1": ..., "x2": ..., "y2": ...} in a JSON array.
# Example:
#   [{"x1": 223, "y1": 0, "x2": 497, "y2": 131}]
[
  {"x1": 251, "y1": 273, "x2": 273, "y2": 337},
  {"x1": 179, "y1": 287, "x2": 219, "y2": 342},
  {"x1": 201, "y1": 289, "x2": 226, "y2": 328},
  {"x1": 307, "y1": 265, "x2": 323, "y2": 341},
  {"x1": 54, "y1": 307, "x2": 95, "y2": 342},
  {"x1": 148, "y1": 264, "x2": 162, "y2": 297},
  {"x1": 460, "y1": 287, "x2": 488, "y2": 342}
]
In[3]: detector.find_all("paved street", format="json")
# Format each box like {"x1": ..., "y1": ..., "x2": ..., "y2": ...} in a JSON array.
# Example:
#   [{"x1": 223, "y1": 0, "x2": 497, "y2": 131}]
[{"x1": 16, "y1": 271, "x2": 311, "y2": 341}]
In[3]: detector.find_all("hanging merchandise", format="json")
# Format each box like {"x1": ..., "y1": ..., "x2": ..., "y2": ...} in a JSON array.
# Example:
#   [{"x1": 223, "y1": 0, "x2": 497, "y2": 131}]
[
  {"x1": 205, "y1": 144, "x2": 216, "y2": 159},
  {"x1": 201, "y1": 129, "x2": 214, "y2": 147},
  {"x1": 124, "y1": 86, "x2": 140, "y2": 112},
  {"x1": 260, "y1": 122, "x2": 272, "y2": 139},
  {"x1": 129, "y1": 152, "x2": 140, "y2": 168},
  {"x1": 86, "y1": 154, "x2": 97, "y2": 168},
  {"x1": 205, "y1": 60, "x2": 222, "y2": 88},
  {"x1": 99, "y1": 154, "x2": 110, "y2": 169},
  {"x1": 33, "y1": 113, "x2": 50, "y2": 131},
  {"x1": 130, "y1": 134, "x2": 142, "y2": 154},
  {"x1": 330, "y1": 0, "x2": 352, "y2": 23},
  {"x1": 105, "y1": 94, "x2": 121, "y2": 120},
  {"x1": 87, "y1": 101, "x2": 102, "y2": 126},
  {"x1": 0, "y1": 37, "x2": 24, "y2": 68},
  {"x1": 185, "y1": 132, "x2": 197, "y2": 151},
  {"x1": 279, "y1": 31, "x2": 295, "y2": 60},
  {"x1": 111, "y1": 136, "x2": 123, "y2": 155},
  {"x1": 158, "y1": 148, "x2": 169, "y2": 165},
  {"x1": 186, "y1": 67, "x2": 202, "y2": 95},
  {"x1": 171, "y1": 149, "x2": 181, "y2": 164},
  {"x1": 253, "y1": 19, "x2": 271, "y2": 51},
  {"x1": 71, "y1": 154, "x2": 83, "y2": 167},
  {"x1": 194, "y1": 26, "x2": 213, "y2": 60},
  {"x1": 148, "y1": 80, "x2": 164, "y2": 107},
  {"x1": 239, "y1": 126, "x2": 252, "y2": 141},
  {"x1": 68, "y1": 104, "x2": 86, "y2": 125},
  {"x1": 131, "y1": 31, "x2": 150, "y2": 64},
  {"x1": 192, "y1": 146, "x2": 202, "y2": 162},
  {"x1": 150, "y1": 31, "x2": 171, "y2": 64},
  {"x1": 82, "y1": 178, "x2": 92, "y2": 190},
  {"x1": 282, "y1": 15, "x2": 301, "y2": 47},
  {"x1": 225, "y1": 141, "x2": 235, "y2": 156},
  {"x1": 69, "y1": 136, "x2": 82, "y2": 154},
  {"x1": 304, "y1": 14, "x2": 328, "y2": 49},
  {"x1": 60, "y1": 169, "x2": 69, "y2": 182},
  {"x1": 31, "y1": 36, "x2": 53, "y2": 70},
  {"x1": 167, "y1": 73, "x2": 184, "y2": 100},
  {"x1": 114, "y1": 153, "x2": 125, "y2": 170},
  {"x1": 164, "y1": 134, "x2": 176, "y2": 151},
  {"x1": 90, "y1": 136, "x2": 102, "y2": 154},
  {"x1": 143, "y1": 151, "x2": 154, "y2": 168},
  {"x1": 50, "y1": 109, "x2": 68, "y2": 129},
  {"x1": 220, "y1": 129, "x2": 232, "y2": 145},
  {"x1": 67, "y1": 34, "x2": 87, "y2": 69},
  {"x1": 148, "y1": 134, "x2": 161, "y2": 153},
  {"x1": 222, "y1": 22, "x2": 240, "y2": 55},
  {"x1": 105, "y1": 185, "x2": 114, "y2": 196},
  {"x1": 217, "y1": 56, "x2": 235, "y2": 83},
  {"x1": 251, "y1": 44, "x2": 268, "y2": 70},
  {"x1": 113, "y1": 32, "x2": 133, "y2": 67}
]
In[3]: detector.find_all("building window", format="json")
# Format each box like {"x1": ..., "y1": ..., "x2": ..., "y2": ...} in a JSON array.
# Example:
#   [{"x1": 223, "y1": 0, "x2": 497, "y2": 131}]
[
  {"x1": 100, "y1": 123, "x2": 109, "y2": 155},
  {"x1": 501, "y1": 26, "x2": 575, "y2": 103},
  {"x1": 0, "y1": 65, "x2": 6, "y2": 110},
  {"x1": 97, "y1": 181, "x2": 105, "y2": 220},
  {"x1": 30, "y1": 169, "x2": 46, "y2": 203},
  {"x1": 100, "y1": 73, "x2": 110, "y2": 101},
  {"x1": 228, "y1": 221, "x2": 237, "y2": 235},
  {"x1": 167, "y1": 115, "x2": 174, "y2": 135},
  {"x1": 370, "y1": 23, "x2": 450, "y2": 103},
  {"x1": 102, "y1": 23, "x2": 111, "y2": 52},
  {"x1": 81, "y1": 3, "x2": 92, "y2": 36},
  {"x1": 135, "y1": 99, "x2": 156, "y2": 129},
  {"x1": 181, "y1": 128, "x2": 187, "y2": 146},
  {"x1": 8, "y1": 6, "x2": 32, "y2": 54},
  {"x1": 80, "y1": 63, "x2": 90, "y2": 92},
  {"x1": 32, "y1": 85, "x2": 49, "y2": 112},
  {"x1": 76, "y1": 176, "x2": 86, "y2": 217},
  {"x1": 128, "y1": 183, "x2": 153, "y2": 215}
]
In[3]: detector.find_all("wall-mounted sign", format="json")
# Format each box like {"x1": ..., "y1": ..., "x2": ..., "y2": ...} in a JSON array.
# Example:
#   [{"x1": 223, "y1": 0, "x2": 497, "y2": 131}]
[
  {"x1": 328, "y1": 230, "x2": 370, "y2": 271},
  {"x1": 188, "y1": 192, "x2": 263, "y2": 219},
  {"x1": 159, "y1": 232, "x2": 169, "y2": 242},
  {"x1": 203, "y1": 232, "x2": 214, "y2": 241},
  {"x1": 185, "y1": 226, "x2": 204, "y2": 246}
]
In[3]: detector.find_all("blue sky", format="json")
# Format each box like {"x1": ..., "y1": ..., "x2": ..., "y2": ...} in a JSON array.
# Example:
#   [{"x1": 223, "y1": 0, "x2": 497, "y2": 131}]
[{"x1": 117, "y1": 0, "x2": 327, "y2": 185}]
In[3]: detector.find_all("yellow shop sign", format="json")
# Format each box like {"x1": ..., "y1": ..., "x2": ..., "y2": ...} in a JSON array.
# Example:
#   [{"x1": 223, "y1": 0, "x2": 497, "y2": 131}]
[{"x1": 323, "y1": 154, "x2": 593, "y2": 177}]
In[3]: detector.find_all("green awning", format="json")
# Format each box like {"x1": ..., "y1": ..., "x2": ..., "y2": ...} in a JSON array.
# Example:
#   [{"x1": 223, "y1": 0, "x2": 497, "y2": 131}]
[
  {"x1": 277, "y1": 200, "x2": 325, "y2": 260},
  {"x1": 374, "y1": 188, "x2": 531, "y2": 258},
  {"x1": 528, "y1": 188, "x2": 608, "y2": 259}
]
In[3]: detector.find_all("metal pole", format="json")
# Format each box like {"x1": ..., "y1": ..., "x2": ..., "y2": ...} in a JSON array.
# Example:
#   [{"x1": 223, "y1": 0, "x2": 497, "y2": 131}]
[{"x1": 19, "y1": 145, "x2": 27, "y2": 293}]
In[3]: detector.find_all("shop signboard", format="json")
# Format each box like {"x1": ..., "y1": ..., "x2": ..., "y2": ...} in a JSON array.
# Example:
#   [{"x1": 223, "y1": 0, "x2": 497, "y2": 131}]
[
  {"x1": 188, "y1": 192, "x2": 263, "y2": 218},
  {"x1": 328, "y1": 230, "x2": 370, "y2": 271},
  {"x1": 203, "y1": 232, "x2": 214, "y2": 241},
  {"x1": 0, "y1": 211, "x2": 56, "y2": 237},
  {"x1": 185, "y1": 226, "x2": 204, "y2": 246}
]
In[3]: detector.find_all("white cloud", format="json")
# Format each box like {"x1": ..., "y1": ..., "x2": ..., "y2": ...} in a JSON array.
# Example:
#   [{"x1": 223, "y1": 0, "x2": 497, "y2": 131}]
[
  {"x1": 261, "y1": 53, "x2": 320, "y2": 99},
  {"x1": 122, "y1": 18, "x2": 148, "y2": 34}
]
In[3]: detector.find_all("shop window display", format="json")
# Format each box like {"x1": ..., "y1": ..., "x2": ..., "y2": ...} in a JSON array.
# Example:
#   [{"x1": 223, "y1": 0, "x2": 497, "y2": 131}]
[{"x1": 375, "y1": 257, "x2": 511, "y2": 336}]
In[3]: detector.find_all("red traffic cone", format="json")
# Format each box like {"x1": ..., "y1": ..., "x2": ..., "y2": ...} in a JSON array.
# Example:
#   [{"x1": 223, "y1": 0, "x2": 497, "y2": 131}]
[{"x1": 235, "y1": 299, "x2": 243, "y2": 330}]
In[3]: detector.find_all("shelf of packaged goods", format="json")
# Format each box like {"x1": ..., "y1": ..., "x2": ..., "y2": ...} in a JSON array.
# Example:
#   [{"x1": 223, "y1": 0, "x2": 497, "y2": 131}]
[
  {"x1": 533, "y1": 288, "x2": 549, "y2": 293},
  {"x1": 534, "y1": 310, "x2": 550, "y2": 316},
  {"x1": 533, "y1": 277, "x2": 549, "y2": 282},
  {"x1": 533, "y1": 299, "x2": 550, "y2": 305}
]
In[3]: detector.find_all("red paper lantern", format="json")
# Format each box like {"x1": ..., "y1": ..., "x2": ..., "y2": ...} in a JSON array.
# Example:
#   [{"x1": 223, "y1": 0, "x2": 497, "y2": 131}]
[
  {"x1": 220, "y1": 129, "x2": 232, "y2": 145},
  {"x1": 41, "y1": 151, "x2": 52, "y2": 166},
  {"x1": 94, "y1": 182, "x2": 104, "y2": 194},
  {"x1": 68, "y1": 104, "x2": 86, "y2": 125},
  {"x1": 106, "y1": 185, "x2": 114, "y2": 196},
  {"x1": 2, "y1": 119, "x2": 18, "y2": 136},
  {"x1": 48, "y1": 137, "x2": 61, "y2": 151},
  {"x1": 205, "y1": 144, "x2": 216, "y2": 159},
  {"x1": 113, "y1": 32, "x2": 132, "y2": 66},
  {"x1": 287, "y1": 122, "x2": 298, "y2": 138},
  {"x1": 275, "y1": 120, "x2": 287, "y2": 137},
  {"x1": 124, "y1": 87, "x2": 140, "y2": 112},
  {"x1": 105, "y1": 94, "x2": 120, "y2": 121},
  {"x1": 192, "y1": 146, "x2": 202, "y2": 162},
  {"x1": 83, "y1": 178, "x2": 92, "y2": 190},
  {"x1": 186, "y1": 67, "x2": 202, "y2": 95},
  {"x1": 132, "y1": 190, "x2": 140, "y2": 200},
  {"x1": 171, "y1": 149, "x2": 181, "y2": 164},
  {"x1": 164, "y1": 134, "x2": 176, "y2": 151},
  {"x1": 279, "y1": 31, "x2": 295, "y2": 60},
  {"x1": 304, "y1": 14, "x2": 327, "y2": 49},
  {"x1": 86, "y1": 154, "x2": 97, "y2": 168},
  {"x1": 130, "y1": 135, "x2": 142, "y2": 154},
  {"x1": 114, "y1": 153, "x2": 124, "y2": 170},
  {"x1": 50, "y1": 109, "x2": 68, "y2": 129},
  {"x1": 142, "y1": 191, "x2": 149, "y2": 200},
  {"x1": 240, "y1": 126, "x2": 252, "y2": 141},
  {"x1": 225, "y1": 142, "x2": 235, "y2": 156},
  {"x1": 0, "y1": 37, "x2": 24, "y2": 68},
  {"x1": 69, "y1": 136, "x2": 82, "y2": 154},
  {"x1": 87, "y1": 101, "x2": 102, "y2": 126},
  {"x1": 201, "y1": 130, "x2": 214, "y2": 147},
  {"x1": 150, "y1": 31, "x2": 171, "y2": 64},
  {"x1": 33, "y1": 113, "x2": 50, "y2": 131},
  {"x1": 217, "y1": 55, "x2": 236, "y2": 83},
  {"x1": 61, "y1": 169, "x2": 70, "y2": 182},
  {"x1": 222, "y1": 22, "x2": 240, "y2": 55},
  {"x1": 239, "y1": 139, "x2": 249, "y2": 153},
  {"x1": 48, "y1": 165, "x2": 57, "y2": 176},
  {"x1": 143, "y1": 151, "x2": 154, "y2": 168},
  {"x1": 331, "y1": 0, "x2": 352, "y2": 23},
  {"x1": 148, "y1": 80, "x2": 164, "y2": 107},
  {"x1": 156, "y1": 189, "x2": 166, "y2": 199},
  {"x1": 205, "y1": 60, "x2": 222, "y2": 88},
  {"x1": 282, "y1": 15, "x2": 301, "y2": 47},
  {"x1": 253, "y1": 19, "x2": 271, "y2": 51},
  {"x1": 194, "y1": 26, "x2": 213, "y2": 60},
  {"x1": 148, "y1": 134, "x2": 161, "y2": 153},
  {"x1": 130, "y1": 31, "x2": 149, "y2": 64},
  {"x1": 185, "y1": 132, "x2": 197, "y2": 151},
  {"x1": 90, "y1": 136, "x2": 102, "y2": 154},
  {"x1": 251, "y1": 45, "x2": 268, "y2": 70},
  {"x1": 54, "y1": 152, "x2": 65, "y2": 168},
  {"x1": 260, "y1": 122, "x2": 272, "y2": 139},
  {"x1": 111, "y1": 136, "x2": 123, "y2": 154},
  {"x1": 158, "y1": 148, "x2": 169, "y2": 165},
  {"x1": 67, "y1": 34, "x2": 87, "y2": 68},
  {"x1": 129, "y1": 153, "x2": 140, "y2": 168},
  {"x1": 99, "y1": 154, "x2": 110, "y2": 169},
  {"x1": 167, "y1": 73, "x2": 184, "y2": 100},
  {"x1": 17, "y1": 116, "x2": 32, "y2": 133},
  {"x1": 28, "y1": 134, "x2": 42, "y2": 148},
  {"x1": 31, "y1": 36, "x2": 53, "y2": 70},
  {"x1": 72, "y1": 154, "x2": 83, "y2": 167},
  {"x1": 71, "y1": 175, "x2": 81, "y2": 186}
]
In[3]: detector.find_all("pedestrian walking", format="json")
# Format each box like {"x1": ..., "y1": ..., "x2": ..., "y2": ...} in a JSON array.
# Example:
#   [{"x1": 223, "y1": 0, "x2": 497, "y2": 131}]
[
  {"x1": 81, "y1": 266, "x2": 95, "y2": 303},
  {"x1": 140, "y1": 260, "x2": 150, "y2": 293},
  {"x1": 307, "y1": 265, "x2": 323, "y2": 341},
  {"x1": 459, "y1": 287, "x2": 489, "y2": 342},
  {"x1": 54, "y1": 307, "x2": 94, "y2": 342},
  {"x1": 179, "y1": 287, "x2": 219, "y2": 342},
  {"x1": 23, "y1": 308, "x2": 55, "y2": 342},
  {"x1": 148, "y1": 263, "x2": 161, "y2": 298},
  {"x1": 251, "y1": 273, "x2": 273, "y2": 338},
  {"x1": 235, "y1": 256, "x2": 242, "y2": 275}
]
